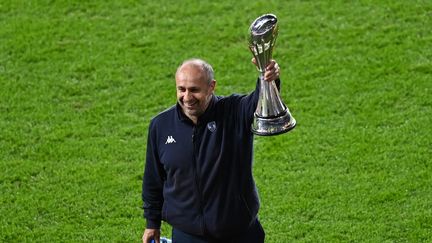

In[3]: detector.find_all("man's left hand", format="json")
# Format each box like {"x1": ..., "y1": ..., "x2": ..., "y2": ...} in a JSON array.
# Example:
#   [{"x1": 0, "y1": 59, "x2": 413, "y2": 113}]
[{"x1": 251, "y1": 58, "x2": 281, "y2": 82}]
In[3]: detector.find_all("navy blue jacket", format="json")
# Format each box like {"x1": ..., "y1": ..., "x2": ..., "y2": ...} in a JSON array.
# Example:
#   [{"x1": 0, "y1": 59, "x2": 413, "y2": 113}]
[{"x1": 142, "y1": 79, "x2": 279, "y2": 238}]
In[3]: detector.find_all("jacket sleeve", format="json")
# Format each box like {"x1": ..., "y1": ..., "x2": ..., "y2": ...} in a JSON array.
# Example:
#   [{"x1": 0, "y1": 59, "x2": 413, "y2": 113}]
[{"x1": 142, "y1": 119, "x2": 165, "y2": 229}]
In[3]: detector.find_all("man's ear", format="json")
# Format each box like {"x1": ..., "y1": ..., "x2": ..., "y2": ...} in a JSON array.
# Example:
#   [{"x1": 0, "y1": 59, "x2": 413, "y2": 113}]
[{"x1": 209, "y1": 79, "x2": 216, "y2": 92}]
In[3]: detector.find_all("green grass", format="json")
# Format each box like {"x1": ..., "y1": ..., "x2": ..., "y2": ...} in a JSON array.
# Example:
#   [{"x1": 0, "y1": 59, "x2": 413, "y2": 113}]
[{"x1": 1, "y1": 0, "x2": 431, "y2": 242}]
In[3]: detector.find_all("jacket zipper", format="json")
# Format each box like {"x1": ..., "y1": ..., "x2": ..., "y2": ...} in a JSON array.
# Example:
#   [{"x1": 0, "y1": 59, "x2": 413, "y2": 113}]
[{"x1": 192, "y1": 126, "x2": 205, "y2": 234}]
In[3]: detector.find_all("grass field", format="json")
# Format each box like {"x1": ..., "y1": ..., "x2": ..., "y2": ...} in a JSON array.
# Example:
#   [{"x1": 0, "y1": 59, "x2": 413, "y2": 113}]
[{"x1": 1, "y1": 0, "x2": 431, "y2": 242}]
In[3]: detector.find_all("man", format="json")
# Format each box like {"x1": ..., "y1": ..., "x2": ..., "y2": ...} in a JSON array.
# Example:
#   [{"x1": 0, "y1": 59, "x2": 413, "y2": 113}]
[{"x1": 142, "y1": 58, "x2": 281, "y2": 243}]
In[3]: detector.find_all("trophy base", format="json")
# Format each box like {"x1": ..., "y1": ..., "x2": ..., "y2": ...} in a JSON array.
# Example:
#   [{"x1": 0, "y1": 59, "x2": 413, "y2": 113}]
[{"x1": 251, "y1": 110, "x2": 296, "y2": 136}]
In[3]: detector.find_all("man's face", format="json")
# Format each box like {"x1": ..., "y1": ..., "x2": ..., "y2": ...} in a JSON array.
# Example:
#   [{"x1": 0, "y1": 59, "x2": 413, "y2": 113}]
[{"x1": 175, "y1": 65, "x2": 215, "y2": 122}]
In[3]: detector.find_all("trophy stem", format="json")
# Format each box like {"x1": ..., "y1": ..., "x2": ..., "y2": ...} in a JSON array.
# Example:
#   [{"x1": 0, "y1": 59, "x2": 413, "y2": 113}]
[
  {"x1": 252, "y1": 74, "x2": 296, "y2": 136},
  {"x1": 256, "y1": 73, "x2": 286, "y2": 118}
]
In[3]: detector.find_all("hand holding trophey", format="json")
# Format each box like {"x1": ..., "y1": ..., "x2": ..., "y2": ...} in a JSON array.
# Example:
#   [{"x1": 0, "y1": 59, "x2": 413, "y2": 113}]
[{"x1": 252, "y1": 58, "x2": 281, "y2": 82}]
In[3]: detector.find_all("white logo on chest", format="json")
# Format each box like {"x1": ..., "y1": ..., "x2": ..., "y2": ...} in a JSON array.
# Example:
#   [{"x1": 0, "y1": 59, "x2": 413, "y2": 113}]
[{"x1": 165, "y1": 136, "x2": 176, "y2": 144}]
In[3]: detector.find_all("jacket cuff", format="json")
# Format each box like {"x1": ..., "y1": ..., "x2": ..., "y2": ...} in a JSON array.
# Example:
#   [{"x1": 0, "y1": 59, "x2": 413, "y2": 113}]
[
  {"x1": 275, "y1": 78, "x2": 281, "y2": 90},
  {"x1": 146, "y1": 218, "x2": 161, "y2": 229}
]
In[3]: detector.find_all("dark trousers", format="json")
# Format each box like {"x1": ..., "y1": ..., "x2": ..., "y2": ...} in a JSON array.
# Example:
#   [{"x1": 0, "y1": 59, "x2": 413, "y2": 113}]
[{"x1": 172, "y1": 219, "x2": 265, "y2": 243}]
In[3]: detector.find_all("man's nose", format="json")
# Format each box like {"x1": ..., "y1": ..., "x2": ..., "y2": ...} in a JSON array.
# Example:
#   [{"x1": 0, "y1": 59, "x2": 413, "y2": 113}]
[{"x1": 183, "y1": 91, "x2": 193, "y2": 101}]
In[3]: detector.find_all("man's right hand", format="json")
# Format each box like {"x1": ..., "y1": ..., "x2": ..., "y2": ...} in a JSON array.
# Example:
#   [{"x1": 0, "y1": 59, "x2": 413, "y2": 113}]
[{"x1": 142, "y1": 228, "x2": 161, "y2": 243}]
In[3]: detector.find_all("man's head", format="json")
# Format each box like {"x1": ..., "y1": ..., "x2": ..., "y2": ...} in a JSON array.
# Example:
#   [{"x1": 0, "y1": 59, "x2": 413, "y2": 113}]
[{"x1": 175, "y1": 59, "x2": 216, "y2": 123}]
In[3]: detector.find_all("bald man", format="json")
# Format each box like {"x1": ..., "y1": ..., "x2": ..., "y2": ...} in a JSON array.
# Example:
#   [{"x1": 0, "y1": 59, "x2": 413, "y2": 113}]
[{"x1": 142, "y1": 58, "x2": 280, "y2": 243}]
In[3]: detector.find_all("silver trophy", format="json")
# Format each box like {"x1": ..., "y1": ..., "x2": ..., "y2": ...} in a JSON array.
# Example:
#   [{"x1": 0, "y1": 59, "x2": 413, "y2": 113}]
[{"x1": 248, "y1": 13, "x2": 296, "y2": 136}]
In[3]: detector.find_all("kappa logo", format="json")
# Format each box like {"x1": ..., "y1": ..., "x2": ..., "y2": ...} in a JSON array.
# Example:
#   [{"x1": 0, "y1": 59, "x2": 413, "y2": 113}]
[{"x1": 165, "y1": 136, "x2": 176, "y2": 144}]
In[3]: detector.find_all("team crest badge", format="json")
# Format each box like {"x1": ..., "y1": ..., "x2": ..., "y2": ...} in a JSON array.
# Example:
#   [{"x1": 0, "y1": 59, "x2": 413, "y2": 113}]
[{"x1": 207, "y1": 121, "x2": 217, "y2": 132}]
